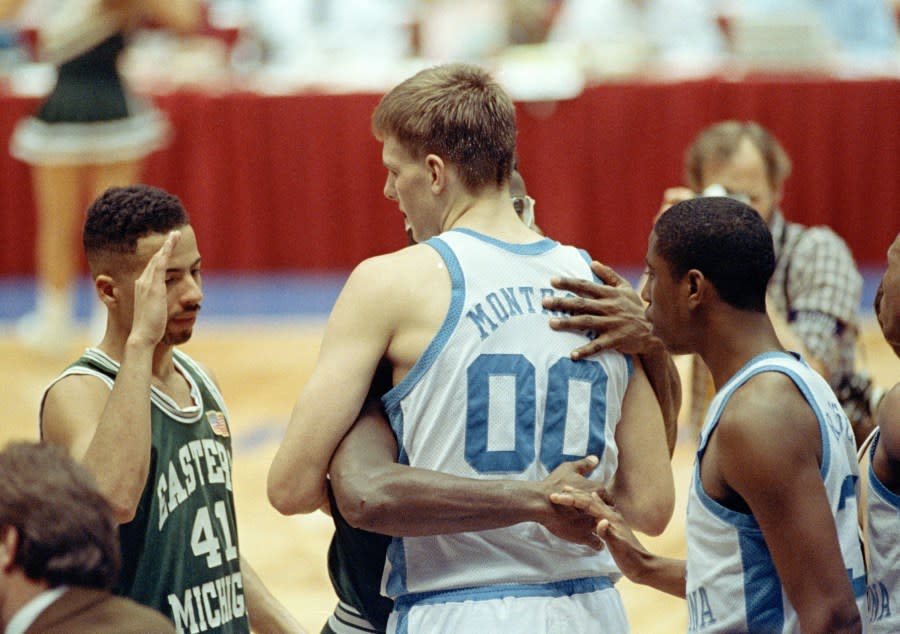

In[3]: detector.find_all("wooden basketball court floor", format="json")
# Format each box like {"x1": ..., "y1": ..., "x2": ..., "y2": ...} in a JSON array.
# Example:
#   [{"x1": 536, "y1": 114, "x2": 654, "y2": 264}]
[{"x1": 2, "y1": 278, "x2": 897, "y2": 633}]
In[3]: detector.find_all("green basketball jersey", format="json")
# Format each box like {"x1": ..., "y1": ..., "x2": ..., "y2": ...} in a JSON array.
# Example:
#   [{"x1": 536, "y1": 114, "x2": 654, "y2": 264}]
[
  {"x1": 43, "y1": 348, "x2": 251, "y2": 633},
  {"x1": 325, "y1": 481, "x2": 392, "y2": 633}
]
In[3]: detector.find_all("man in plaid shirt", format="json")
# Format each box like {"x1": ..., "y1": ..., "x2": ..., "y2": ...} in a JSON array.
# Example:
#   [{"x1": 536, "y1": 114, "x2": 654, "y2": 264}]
[{"x1": 662, "y1": 120, "x2": 873, "y2": 445}]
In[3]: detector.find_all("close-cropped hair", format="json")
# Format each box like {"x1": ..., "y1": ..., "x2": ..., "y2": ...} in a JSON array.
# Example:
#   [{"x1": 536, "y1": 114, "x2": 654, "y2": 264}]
[
  {"x1": 372, "y1": 63, "x2": 517, "y2": 192},
  {"x1": 684, "y1": 120, "x2": 792, "y2": 191},
  {"x1": 0, "y1": 442, "x2": 120, "y2": 589},
  {"x1": 83, "y1": 184, "x2": 188, "y2": 274},
  {"x1": 655, "y1": 197, "x2": 775, "y2": 312}
]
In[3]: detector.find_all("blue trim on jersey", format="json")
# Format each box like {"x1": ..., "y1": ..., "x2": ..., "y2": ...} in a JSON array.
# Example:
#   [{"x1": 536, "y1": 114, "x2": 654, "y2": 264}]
[
  {"x1": 450, "y1": 227, "x2": 557, "y2": 255},
  {"x1": 869, "y1": 430, "x2": 900, "y2": 508},
  {"x1": 392, "y1": 408, "x2": 409, "y2": 467},
  {"x1": 699, "y1": 352, "x2": 805, "y2": 444},
  {"x1": 382, "y1": 237, "x2": 465, "y2": 417},
  {"x1": 740, "y1": 359, "x2": 833, "y2": 480},
  {"x1": 384, "y1": 408, "x2": 410, "y2": 599},
  {"x1": 850, "y1": 571, "x2": 867, "y2": 599},
  {"x1": 739, "y1": 531, "x2": 784, "y2": 631},
  {"x1": 384, "y1": 535, "x2": 410, "y2": 599},
  {"x1": 392, "y1": 576, "x2": 613, "y2": 633},
  {"x1": 690, "y1": 463, "x2": 761, "y2": 530},
  {"x1": 694, "y1": 351, "x2": 834, "y2": 526}
]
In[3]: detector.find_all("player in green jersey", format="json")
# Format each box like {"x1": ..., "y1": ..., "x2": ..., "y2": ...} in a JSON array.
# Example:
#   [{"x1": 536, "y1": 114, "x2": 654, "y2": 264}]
[{"x1": 40, "y1": 184, "x2": 304, "y2": 634}]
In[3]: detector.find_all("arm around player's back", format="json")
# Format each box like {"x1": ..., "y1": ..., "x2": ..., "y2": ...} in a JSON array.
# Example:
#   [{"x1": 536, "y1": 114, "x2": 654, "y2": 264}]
[
  {"x1": 607, "y1": 357, "x2": 674, "y2": 536},
  {"x1": 715, "y1": 376, "x2": 862, "y2": 633},
  {"x1": 331, "y1": 401, "x2": 603, "y2": 546}
]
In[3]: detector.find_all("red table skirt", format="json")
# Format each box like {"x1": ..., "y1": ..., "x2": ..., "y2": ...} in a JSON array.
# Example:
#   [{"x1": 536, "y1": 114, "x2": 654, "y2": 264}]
[{"x1": 1, "y1": 76, "x2": 898, "y2": 276}]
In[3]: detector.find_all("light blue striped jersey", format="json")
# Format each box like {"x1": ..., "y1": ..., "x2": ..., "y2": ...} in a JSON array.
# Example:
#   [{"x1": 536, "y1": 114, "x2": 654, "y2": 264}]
[
  {"x1": 685, "y1": 352, "x2": 865, "y2": 632},
  {"x1": 381, "y1": 228, "x2": 632, "y2": 602},
  {"x1": 864, "y1": 428, "x2": 900, "y2": 632}
]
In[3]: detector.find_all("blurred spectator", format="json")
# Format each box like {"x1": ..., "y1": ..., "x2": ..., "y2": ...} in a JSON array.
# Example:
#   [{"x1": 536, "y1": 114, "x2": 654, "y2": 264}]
[
  {"x1": 506, "y1": 0, "x2": 560, "y2": 45},
  {"x1": 725, "y1": 0, "x2": 898, "y2": 59},
  {"x1": 546, "y1": 0, "x2": 725, "y2": 72},
  {"x1": 416, "y1": 0, "x2": 509, "y2": 61},
  {"x1": 0, "y1": 1, "x2": 25, "y2": 70},
  {"x1": 248, "y1": 0, "x2": 414, "y2": 66}
]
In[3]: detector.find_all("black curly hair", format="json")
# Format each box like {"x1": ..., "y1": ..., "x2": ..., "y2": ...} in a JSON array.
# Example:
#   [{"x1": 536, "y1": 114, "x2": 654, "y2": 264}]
[
  {"x1": 654, "y1": 196, "x2": 774, "y2": 312},
  {"x1": 83, "y1": 185, "x2": 188, "y2": 274}
]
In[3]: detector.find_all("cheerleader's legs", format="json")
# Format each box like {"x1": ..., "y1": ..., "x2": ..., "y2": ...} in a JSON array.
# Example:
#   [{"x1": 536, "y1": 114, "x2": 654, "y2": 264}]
[{"x1": 19, "y1": 159, "x2": 141, "y2": 353}]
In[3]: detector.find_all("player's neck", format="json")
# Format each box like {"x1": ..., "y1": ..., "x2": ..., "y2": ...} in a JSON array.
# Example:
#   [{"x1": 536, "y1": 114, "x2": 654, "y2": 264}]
[
  {"x1": 699, "y1": 311, "x2": 784, "y2": 390},
  {"x1": 96, "y1": 330, "x2": 177, "y2": 381},
  {"x1": 447, "y1": 196, "x2": 538, "y2": 243}
]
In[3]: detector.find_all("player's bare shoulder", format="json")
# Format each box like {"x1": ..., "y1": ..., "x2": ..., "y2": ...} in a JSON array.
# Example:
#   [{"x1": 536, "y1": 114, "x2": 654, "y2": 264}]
[
  {"x1": 347, "y1": 244, "x2": 450, "y2": 308},
  {"x1": 362, "y1": 242, "x2": 446, "y2": 275},
  {"x1": 41, "y1": 372, "x2": 112, "y2": 448},
  {"x1": 716, "y1": 371, "x2": 821, "y2": 465}
]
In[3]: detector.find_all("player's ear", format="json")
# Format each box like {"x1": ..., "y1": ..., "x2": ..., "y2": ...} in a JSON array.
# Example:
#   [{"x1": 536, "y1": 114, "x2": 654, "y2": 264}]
[
  {"x1": 685, "y1": 270, "x2": 705, "y2": 307},
  {"x1": 426, "y1": 153, "x2": 447, "y2": 193},
  {"x1": 0, "y1": 526, "x2": 19, "y2": 573},
  {"x1": 95, "y1": 274, "x2": 117, "y2": 307},
  {"x1": 682, "y1": 269, "x2": 701, "y2": 295}
]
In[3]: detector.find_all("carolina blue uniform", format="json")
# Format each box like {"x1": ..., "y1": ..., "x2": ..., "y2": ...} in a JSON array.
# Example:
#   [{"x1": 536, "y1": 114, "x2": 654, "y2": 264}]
[
  {"x1": 685, "y1": 352, "x2": 865, "y2": 632},
  {"x1": 381, "y1": 229, "x2": 634, "y2": 632},
  {"x1": 864, "y1": 429, "x2": 900, "y2": 632}
]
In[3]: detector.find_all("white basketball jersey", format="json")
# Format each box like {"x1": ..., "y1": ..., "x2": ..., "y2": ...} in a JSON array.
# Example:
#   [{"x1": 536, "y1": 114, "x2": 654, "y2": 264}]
[
  {"x1": 865, "y1": 429, "x2": 900, "y2": 632},
  {"x1": 685, "y1": 352, "x2": 866, "y2": 633},
  {"x1": 381, "y1": 229, "x2": 632, "y2": 601}
]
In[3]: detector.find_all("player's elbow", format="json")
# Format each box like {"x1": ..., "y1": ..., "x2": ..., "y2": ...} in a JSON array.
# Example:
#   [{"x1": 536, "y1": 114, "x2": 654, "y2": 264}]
[
  {"x1": 617, "y1": 483, "x2": 675, "y2": 537},
  {"x1": 268, "y1": 487, "x2": 320, "y2": 516},
  {"x1": 100, "y1": 481, "x2": 143, "y2": 525},
  {"x1": 109, "y1": 496, "x2": 139, "y2": 525},
  {"x1": 635, "y1": 498, "x2": 674, "y2": 537},
  {"x1": 646, "y1": 483, "x2": 676, "y2": 536},
  {"x1": 332, "y1": 472, "x2": 397, "y2": 532},
  {"x1": 338, "y1": 496, "x2": 387, "y2": 532},
  {"x1": 267, "y1": 475, "x2": 321, "y2": 516}
]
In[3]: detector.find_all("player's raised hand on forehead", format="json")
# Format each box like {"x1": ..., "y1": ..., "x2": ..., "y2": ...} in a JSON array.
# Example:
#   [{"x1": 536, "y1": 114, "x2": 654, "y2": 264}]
[{"x1": 129, "y1": 230, "x2": 181, "y2": 347}]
